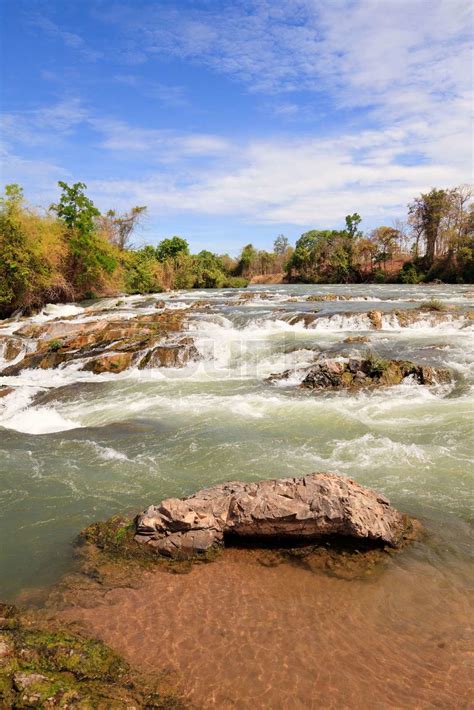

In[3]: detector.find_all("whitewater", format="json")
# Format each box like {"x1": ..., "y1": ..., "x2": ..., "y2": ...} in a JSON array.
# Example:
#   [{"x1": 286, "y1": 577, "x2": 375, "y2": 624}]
[{"x1": 0, "y1": 283, "x2": 473, "y2": 599}]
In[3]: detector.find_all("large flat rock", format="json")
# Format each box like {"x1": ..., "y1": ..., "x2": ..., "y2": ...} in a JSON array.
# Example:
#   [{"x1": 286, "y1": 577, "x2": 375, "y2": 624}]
[{"x1": 135, "y1": 473, "x2": 410, "y2": 558}]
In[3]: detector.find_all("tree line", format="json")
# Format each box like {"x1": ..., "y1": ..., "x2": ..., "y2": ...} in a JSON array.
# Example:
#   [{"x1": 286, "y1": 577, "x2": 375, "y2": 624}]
[
  {"x1": 0, "y1": 181, "x2": 472, "y2": 317},
  {"x1": 238, "y1": 185, "x2": 472, "y2": 284}
]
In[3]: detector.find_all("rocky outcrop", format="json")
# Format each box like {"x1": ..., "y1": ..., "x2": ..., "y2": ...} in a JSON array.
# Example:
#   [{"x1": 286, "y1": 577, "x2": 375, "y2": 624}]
[
  {"x1": 134, "y1": 473, "x2": 411, "y2": 558},
  {"x1": 0, "y1": 385, "x2": 14, "y2": 399},
  {"x1": 268, "y1": 356, "x2": 452, "y2": 390},
  {"x1": 1, "y1": 312, "x2": 200, "y2": 375}
]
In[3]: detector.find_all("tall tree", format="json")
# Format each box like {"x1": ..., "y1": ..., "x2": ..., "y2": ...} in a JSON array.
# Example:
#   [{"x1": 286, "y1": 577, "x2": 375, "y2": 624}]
[
  {"x1": 408, "y1": 189, "x2": 448, "y2": 268},
  {"x1": 98, "y1": 206, "x2": 147, "y2": 250},
  {"x1": 273, "y1": 234, "x2": 289, "y2": 255}
]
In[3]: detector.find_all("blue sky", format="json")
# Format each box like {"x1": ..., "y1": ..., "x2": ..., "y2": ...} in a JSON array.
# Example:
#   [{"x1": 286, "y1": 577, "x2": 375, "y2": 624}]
[{"x1": 1, "y1": 0, "x2": 472, "y2": 253}]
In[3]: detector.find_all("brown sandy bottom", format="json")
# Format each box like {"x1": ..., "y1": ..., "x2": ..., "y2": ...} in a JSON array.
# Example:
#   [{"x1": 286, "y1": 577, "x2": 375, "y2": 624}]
[{"x1": 56, "y1": 549, "x2": 472, "y2": 710}]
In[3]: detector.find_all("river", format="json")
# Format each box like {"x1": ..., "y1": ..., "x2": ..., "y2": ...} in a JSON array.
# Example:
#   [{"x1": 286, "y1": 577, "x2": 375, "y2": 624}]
[{"x1": 0, "y1": 283, "x2": 472, "y2": 705}]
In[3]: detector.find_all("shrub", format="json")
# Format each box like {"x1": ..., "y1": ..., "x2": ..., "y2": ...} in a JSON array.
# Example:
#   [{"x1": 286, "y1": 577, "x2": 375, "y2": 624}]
[{"x1": 420, "y1": 298, "x2": 446, "y2": 312}]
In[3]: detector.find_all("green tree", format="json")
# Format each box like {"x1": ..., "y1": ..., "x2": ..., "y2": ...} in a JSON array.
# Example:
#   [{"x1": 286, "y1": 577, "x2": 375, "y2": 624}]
[
  {"x1": 50, "y1": 181, "x2": 116, "y2": 294},
  {"x1": 51, "y1": 181, "x2": 100, "y2": 235},
  {"x1": 155, "y1": 236, "x2": 189, "y2": 262},
  {"x1": 193, "y1": 250, "x2": 226, "y2": 288},
  {"x1": 344, "y1": 213, "x2": 362, "y2": 272},
  {"x1": 238, "y1": 243, "x2": 257, "y2": 276}
]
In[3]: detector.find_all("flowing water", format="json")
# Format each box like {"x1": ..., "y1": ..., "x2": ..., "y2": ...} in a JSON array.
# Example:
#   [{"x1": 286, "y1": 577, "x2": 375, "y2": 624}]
[{"x1": 0, "y1": 284, "x2": 473, "y2": 707}]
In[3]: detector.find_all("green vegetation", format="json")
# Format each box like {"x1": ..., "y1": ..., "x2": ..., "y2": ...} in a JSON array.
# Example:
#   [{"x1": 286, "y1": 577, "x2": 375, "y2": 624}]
[
  {"x1": 48, "y1": 339, "x2": 63, "y2": 352},
  {"x1": 0, "y1": 183, "x2": 250, "y2": 318},
  {"x1": 286, "y1": 185, "x2": 473, "y2": 285},
  {"x1": 1, "y1": 181, "x2": 472, "y2": 318},
  {"x1": 364, "y1": 351, "x2": 390, "y2": 377},
  {"x1": 420, "y1": 298, "x2": 446, "y2": 312},
  {"x1": 0, "y1": 603, "x2": 187, "y2": 708}
]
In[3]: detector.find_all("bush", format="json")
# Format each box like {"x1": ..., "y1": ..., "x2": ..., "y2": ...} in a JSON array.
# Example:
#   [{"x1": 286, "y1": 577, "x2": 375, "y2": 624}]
[
  {"x1": 420, "y1": 298, "x2": 446, "y2": 312},
  {"x1": 398, "y1": 262, "x2": 425, "y2": 284}
]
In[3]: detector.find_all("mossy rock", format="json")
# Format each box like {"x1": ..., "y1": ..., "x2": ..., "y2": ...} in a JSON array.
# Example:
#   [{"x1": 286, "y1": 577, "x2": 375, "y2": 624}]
[{"x1": 0, "y1": 604, "x2": 187, "y2": 708}]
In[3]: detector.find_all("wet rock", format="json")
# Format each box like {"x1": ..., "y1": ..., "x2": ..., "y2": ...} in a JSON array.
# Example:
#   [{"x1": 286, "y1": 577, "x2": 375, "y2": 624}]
[
  {"x1": 1, "y1": 312, "x2": 195, "y2": 376},
  {"x1": 367, "y1": 310, "x2": 383, "y2": 329},
  {"x1": 268, "y1": 357, "x2": 452, "y2": 390},
  {"x1": 134, "y1": 472, "x2": 412, "y2": 558},
  {"x1": 0, "y1": 336, "x2": 24, "y2": 361},
  {"x1": 306, "y1": 294, "x2": 350, "y2": 302},
  {"x1": 82, "y1": 352, "x2": 135, "y2": 374},
  {"x1": 138, "y1": 337, "x2": 200, "y2": 369},
  {"x1": 343, "y1": 335, "x2": 370, "y2": 344},
  {"x1": 287, "y1": 313, "x2": 320, "y2": 327},
  {"x1": 0, "y1": 604, "x2": 186, "y2": 708}
]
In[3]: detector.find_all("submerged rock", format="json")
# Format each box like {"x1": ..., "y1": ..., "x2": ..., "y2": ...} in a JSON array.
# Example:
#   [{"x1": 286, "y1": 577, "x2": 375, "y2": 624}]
[
  {"x1": 134, "y1": 473, "x2": 413, "y2": 558},
  {"x1": 0, "y1": 604, "x2": 186, "y2": 708},
  {"x1": 268, "y1": 356, "x2": 452, "y2": 390}
]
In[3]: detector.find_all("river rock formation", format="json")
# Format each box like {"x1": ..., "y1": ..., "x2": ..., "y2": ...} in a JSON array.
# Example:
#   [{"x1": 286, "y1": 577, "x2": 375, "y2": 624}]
[
  {"x1": 268, "y1": 356, "x2": 452, "y2": 390},
  {"x1": 0, "y1": 311, "x2": 200, "y2": 375},
  {"x1": 134, "y1": 473, "x2": 410, "y2": 558}
]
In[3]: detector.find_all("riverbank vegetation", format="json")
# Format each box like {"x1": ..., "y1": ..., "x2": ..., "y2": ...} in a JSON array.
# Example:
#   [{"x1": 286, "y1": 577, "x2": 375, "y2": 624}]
[
  {"x1": 0, "y1": 182, "x2": 246, "y2": 318},
  {"x1": 0, "y1": 182, "x2": 472, "y2": 317}
]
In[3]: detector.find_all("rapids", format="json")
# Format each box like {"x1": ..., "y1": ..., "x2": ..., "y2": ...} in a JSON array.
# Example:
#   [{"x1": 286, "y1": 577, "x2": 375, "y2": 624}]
[{"x1": 0, "y1": 283, "x2": 473, "y2": 603}]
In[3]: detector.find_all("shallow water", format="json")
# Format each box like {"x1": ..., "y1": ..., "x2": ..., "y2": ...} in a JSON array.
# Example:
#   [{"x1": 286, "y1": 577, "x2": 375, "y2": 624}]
[
  {"x1": 58, "y1": 548, "x2": 473, "y2": 709},
  {"x1": 0, "y1": 284, "x2": 473, "y2": 599}
]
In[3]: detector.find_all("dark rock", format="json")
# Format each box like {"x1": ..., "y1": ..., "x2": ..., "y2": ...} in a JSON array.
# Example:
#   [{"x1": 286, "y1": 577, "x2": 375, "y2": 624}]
[{"x1": 268, "y1": 357, "x2": 452, "y2": 390}]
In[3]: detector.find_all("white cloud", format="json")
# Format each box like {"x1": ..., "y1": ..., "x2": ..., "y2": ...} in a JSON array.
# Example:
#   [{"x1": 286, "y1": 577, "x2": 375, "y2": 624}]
[
  {"x1": 30, "y1": 15, "x2": 103, "y2": 62},
  {"x1": 1, "y1": 99, "x2": 88, "y2": 145},
  {"x1": 3, "y1": 1, "x2": 472, "y2": 233}
]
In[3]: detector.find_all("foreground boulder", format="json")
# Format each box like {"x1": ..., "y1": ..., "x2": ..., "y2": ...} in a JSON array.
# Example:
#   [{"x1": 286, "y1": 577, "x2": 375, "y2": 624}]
[
  {"x1": 134, "y1": 473, "x2": 411, "y2": 558},
  {"x1": 268, "y1": 356, "x2": 452, "y2": 390}
]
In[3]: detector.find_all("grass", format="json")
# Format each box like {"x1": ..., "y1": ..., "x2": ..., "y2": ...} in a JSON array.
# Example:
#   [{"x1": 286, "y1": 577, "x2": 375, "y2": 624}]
[
  {"x1": 364, "y1": 350, "x2": 390, "y2": 377},
  {"x1": 48, "y1": 339, "x2": 63, "y2": 352},
  {"x1": 420, "y1": 298, "x2": 446, "y2": 312}
]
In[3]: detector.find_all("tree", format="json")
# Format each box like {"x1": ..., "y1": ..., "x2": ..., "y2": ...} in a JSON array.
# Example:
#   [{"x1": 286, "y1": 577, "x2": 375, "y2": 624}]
[
  {"x1": 273, "y1": 234, "x2": 289, "y2": 255},
  {"x1": 155, "y1": 236, "x2": 189, "y2": 262},
  {"x1": 0, "y1": 183, "x2": 24, "y2": 216},
  {"x1": 408, "y1": 189, "x2": 448, "y2": 268},
  {"x1": 371, "y1": 226, "x2": 401, "y2": 270},
  {"x1": 50, "y1": 181, "x2": 116, "y2": 293},
  {"x1": 344, "y1": 213, "x2": 362, "y2": 273},
  {"x1": 289, "y1": 229, "x2": 350, "y2": 282},
  {"x1": 50, "y1": 181, "x2": 100, "y2": 236},
  {"x1": 98, "y1": 206, "x2": 147, "y2": 250},
  {"x1": 345, "y1": 213, "x2": 362, "y2": 240},
  {"x1": 193, "y1": 250, "x2": 226, "y2": 288},
  {"x1": 237, "y1": 243, "x2": 258, "y2": 276}
]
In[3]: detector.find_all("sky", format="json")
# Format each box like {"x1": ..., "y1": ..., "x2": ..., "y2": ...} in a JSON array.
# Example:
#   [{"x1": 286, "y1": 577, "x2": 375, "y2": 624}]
[{"x1": 0, "y1": 0, "x2": 472, "y2": 253}]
